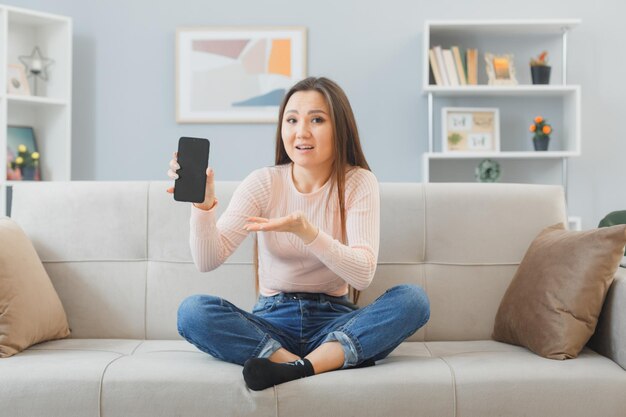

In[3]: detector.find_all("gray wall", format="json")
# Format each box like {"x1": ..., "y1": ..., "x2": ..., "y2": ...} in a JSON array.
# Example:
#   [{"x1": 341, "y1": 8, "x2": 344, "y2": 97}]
[{"x1": 5, "y1": 0, "x2": 626, "y2": 229}]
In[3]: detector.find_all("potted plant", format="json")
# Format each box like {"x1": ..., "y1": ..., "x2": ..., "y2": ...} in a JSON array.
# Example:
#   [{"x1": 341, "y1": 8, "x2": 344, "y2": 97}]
[
  {"x1": 447, "y1": 132, "x2": 463, "y2": 150},
  {"x1": 8, "y1": 144, "x2": 40, "y2": 180},
  {"x1": 530, "y1": 116, "x2": 552, "y2": 151},
  {"x1": 530, "y1": 51, "x2": 551, "y2": 84}
]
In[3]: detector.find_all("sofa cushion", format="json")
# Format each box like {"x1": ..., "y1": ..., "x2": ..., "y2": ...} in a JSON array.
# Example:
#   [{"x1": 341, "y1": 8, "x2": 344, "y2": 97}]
[
  {"x1": 3, "y1": 339, "x2": 625, "y2": 417},
  {"x1": 0, "y1": 217, "x2": 70, "y2": 357},
  {"x1": 437, "y1": 341, "x2": 626, "y2": 417},
  {"x1": 493, "y1": 222, "x2": 626, "y2": 360},
  {"x1": 0, "y1": 347, "x2": 123, "y2": 417}
]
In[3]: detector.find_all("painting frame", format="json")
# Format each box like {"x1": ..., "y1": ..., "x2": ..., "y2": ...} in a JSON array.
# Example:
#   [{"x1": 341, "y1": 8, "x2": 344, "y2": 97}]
[
  {"x1": 7, "y1": 64, "x2": 31, "y2": 96},
  {"x1": 442, "y1": 107, "x2": 500, "y2": 153},
  {"x1": 6, "y1": 125, "x2": 41, "y2": 181},
  {"x1": 485, "y1": 53, "x2": 518, "y2": 86},
  {"x1": 176, "y1": 26, "x2": 307, "y2": 124}
]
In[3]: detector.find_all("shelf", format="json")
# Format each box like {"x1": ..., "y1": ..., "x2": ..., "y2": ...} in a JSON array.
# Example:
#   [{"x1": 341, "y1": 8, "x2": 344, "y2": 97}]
[
  {"x1": 6, "y1": 94, "x2": 68, "y2": 106},
  {"x1": 425, "y1": 151, "x2": 579, "y2": 159},
  {"x1": 0, "y1": 4, "x2": 72, "y2": 216},
  {"x1": 427, "y1": 19, "x2": 581, "y2": 35},
  {"x1": 423, "y1": 85, "x2": 579, "y2": 97},
  {"x1": 6, "y1": 5, "x2": 69, "y2": 26},
  {"x1": 6, "y1": 180, "x2": 38, "y2": 185}
]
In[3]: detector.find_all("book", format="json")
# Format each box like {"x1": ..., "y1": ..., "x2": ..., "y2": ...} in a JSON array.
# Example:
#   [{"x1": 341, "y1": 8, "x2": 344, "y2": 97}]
[
  {"x1": 442, "y1": 49, "x2": 459, "y2": 86},
  {"x1": 451, "y1": 46, "x2": 467, "y2": 85},
  {"x1": 429, "y1": 49, "x2": 443, "y2": 86},
  {"x1": 433, "y1": 46, "x2": 449, "y2": 85},
  {"x1": 467, "y1": 48, "x2": 478, "y2": 85}
]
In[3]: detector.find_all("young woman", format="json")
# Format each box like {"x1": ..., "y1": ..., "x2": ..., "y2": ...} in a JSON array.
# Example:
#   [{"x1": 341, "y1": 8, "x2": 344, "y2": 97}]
[{"x1": 167, "y1": 77, "x2": 430, "y2": 391}]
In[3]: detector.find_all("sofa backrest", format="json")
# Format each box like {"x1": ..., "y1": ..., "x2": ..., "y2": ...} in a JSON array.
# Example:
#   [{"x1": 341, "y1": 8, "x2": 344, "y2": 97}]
[{"x1": 10, "y1": 181, "x2": 566, "y2": 341}]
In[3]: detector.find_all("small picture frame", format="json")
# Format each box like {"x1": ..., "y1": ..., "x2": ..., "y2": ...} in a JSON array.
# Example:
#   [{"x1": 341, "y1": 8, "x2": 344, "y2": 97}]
[
  {"x1": 6, "y1": 125, "x2": 41, "y2": 181},
  {"x1": 442, "y1": 107, "x2": 500, "y2": 153},
  {"x1": 485, "y1": 53, "x2": 518, "y2": 85},
  {"x1": 7, "y1": 64, "x2": 31, "y2": 95}
]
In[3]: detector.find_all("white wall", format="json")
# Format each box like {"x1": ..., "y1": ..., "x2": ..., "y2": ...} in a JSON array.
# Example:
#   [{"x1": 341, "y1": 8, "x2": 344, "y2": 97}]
[{"x1": 5, "y1": 0, "x2": 626, "y2": 229}]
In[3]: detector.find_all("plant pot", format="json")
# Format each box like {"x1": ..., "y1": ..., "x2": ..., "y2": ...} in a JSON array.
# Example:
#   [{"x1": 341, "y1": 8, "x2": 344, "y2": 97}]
[
  {"x1": 21, "y1": 166, "x2": 36, "y2": 180},
  {"x1": 531, "y1": 65, "x2": 551, "y2": 84},
  {"x1": 533, "y1": 135, "x2": 550, "y2": 151}
]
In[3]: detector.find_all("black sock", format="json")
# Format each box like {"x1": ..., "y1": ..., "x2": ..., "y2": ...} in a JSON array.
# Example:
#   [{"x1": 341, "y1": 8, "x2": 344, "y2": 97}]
[{"x1": 242, "y1": 358, "x2": 315, "y2": 391}]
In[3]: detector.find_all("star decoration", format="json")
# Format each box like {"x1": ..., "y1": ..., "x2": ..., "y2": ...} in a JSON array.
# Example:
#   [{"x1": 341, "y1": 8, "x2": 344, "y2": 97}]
[{"x1": 18, "y1": 46, "x2": 54, "y2": 81}]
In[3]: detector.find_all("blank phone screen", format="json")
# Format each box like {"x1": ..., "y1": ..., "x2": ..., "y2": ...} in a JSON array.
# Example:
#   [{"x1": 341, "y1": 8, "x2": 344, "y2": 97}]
[{"x1": 174, "y1": 137, "x2": 210, "y2": 203}]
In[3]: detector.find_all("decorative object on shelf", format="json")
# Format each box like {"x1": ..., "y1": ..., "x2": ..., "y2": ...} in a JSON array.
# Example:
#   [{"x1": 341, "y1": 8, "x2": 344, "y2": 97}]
[
  {"x1": 530, "y1": 116, "x2": 552, "y2": 151},
  {"x1": 530, "y1": 50, "x2": 551, "y2": 84},
  {"x1": 6, "y1": 126, "x2": 41, "y2": 181},
  {"x1": 442, "y1": 107, "x2": 500, "y2": 152},
  {"x1": 176, "y1": 27, "x2": 307, "y2": 123},
  {"x1": 475, "y1": 159, "x2": 501, "y2": 182},
  {"x1": 18, "y1": 46, "x2": 55, "y2": 95},
  {"x1": 485, "y1": 53, "x2": 518, "y2": 85},
  {"x1": 6, "y1": 64, "x2": 31, "y2": 95}
]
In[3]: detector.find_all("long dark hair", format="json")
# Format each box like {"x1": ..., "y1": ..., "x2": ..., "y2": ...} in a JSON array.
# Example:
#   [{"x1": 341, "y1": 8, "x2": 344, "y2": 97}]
[{"x1": 254, "y1": 77, "x2": 371, "y2": 304}]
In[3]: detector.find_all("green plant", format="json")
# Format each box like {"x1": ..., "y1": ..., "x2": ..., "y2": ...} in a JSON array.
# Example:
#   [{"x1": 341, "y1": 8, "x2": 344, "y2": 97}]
[
  {"x1": 475, "y1": 159, "x2": 501, "y2": 183},
  {"x1": 9, "y1": 144, "x2": 39, "y2": 170},
  {"x1": 448, "y1": 132, "x2": 462, "y2": 146},
  {"x1": 530, "y1": 51, "x2": 549, "y2": 66},
  {"x1": 529, "y1": 116, "x2": 552, "y2": 138}
]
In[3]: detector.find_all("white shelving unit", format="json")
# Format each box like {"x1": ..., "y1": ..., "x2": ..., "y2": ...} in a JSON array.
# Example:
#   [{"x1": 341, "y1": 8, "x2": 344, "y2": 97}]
[
  {"x1": 422, "y1": 19, "x2": 582, "y2": 230},
  {"x1": 0, "y1": 4, "x2": 72, "y2": 216}
]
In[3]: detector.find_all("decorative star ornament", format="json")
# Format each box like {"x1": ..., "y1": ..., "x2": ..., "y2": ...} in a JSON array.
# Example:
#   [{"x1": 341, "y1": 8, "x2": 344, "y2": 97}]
[{"x1": 18, "y1": 46, "x2": 54, "y2": 81}]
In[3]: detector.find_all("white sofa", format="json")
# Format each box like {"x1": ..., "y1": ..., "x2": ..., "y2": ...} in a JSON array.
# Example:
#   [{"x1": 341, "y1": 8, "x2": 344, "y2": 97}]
[{"x1": 2, "y1": 180, "x2": 625, "y2": 417}]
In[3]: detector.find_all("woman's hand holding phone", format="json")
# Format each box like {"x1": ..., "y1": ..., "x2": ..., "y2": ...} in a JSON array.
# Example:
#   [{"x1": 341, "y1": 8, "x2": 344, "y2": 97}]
[{"x1": 167, "y1": 151, "x2": 217, "y2": 210}]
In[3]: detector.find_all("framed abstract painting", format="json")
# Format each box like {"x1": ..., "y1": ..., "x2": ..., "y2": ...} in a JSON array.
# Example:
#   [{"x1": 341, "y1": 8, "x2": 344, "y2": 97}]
[{"x1": 176, "y1": 26, "x2": 307, "y2": 123}]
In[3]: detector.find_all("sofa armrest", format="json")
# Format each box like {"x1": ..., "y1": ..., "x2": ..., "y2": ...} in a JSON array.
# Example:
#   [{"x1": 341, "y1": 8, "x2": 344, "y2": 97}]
[{"x1": 588, "y1": 267, "x2": 626, "y2": 370}]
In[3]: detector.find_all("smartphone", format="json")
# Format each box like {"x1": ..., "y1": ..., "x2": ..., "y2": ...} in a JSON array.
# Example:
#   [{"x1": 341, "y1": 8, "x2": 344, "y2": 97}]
[{"x1": 174, "y1": 137, "x2": 210, "y2": 203}]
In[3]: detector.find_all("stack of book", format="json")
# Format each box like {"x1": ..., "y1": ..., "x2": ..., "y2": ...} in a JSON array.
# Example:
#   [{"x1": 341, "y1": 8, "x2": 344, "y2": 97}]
[{"x1": 429, "y1": 46, "x2": 478, "y2": 86}]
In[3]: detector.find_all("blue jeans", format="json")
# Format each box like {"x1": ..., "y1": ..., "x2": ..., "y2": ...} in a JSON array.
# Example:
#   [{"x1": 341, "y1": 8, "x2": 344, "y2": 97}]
[{"x1": 177, "y1": 284, "x2": 430, "y2": 368}]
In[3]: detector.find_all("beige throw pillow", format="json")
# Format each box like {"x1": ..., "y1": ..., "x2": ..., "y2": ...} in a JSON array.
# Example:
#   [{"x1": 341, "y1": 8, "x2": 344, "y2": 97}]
[
  {"x1": 493, "y1": 222, "x2": 626, "y2": 360},
  {"x1": 0, "y1": 217, "x2": 70, "y2": 358}
]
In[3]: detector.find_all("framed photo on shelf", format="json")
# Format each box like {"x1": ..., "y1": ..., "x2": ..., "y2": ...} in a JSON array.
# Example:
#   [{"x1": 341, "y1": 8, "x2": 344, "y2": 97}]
[
  {"x1": 6, "y1": 126, "x2": 41, "y2": 181},
  {"x1": 485, "y1": 53, "x2": 518, "y2": 85},
  {"x1": 442, "y1": 107, "x2": 500, "y2": 153},
  {"x1": 6, "y1": 64, "x2": 31, "y2": 95},
  {"x1": 176, "y1": 26, "x2": 307, "y2": 123}
]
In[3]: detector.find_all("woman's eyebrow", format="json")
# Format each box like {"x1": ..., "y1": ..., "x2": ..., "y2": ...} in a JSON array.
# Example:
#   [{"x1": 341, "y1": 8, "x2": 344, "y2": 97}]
[{"x1": 285, "y1": 109, "x2": 328, "y2": 115}]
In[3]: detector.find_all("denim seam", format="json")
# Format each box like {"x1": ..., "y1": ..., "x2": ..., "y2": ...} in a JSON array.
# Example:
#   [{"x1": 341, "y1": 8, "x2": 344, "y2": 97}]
[
  {"x1": 221, "y1": 297, "x2": 279, "y2": 339},
  {"x1": 337, "y1": 290, "x2": 388, "y2": 334},
  {"x1": 339, "y1": 328, "x2": 363, "y2": 365},
  {"x1": 179, "y1": 331, "x2": 221, "y2": 359},
  {"x1": 331, "y1": 291, "x2": 388, "y2": 361},
  {"x1": 335, "y1": 287, "x2": 430, "y2": 361},
  {"x1": 401, "y1": 316, "x2": 428, "y2": 342},
  {"x1": 251, "y1": 333, "x2": 280, "y2": 359},
  {"x1": 397, "y1": 306, "x2": 430, "y2": 344},
  {"x1": 322, "y1": 330, "x2": 361, "y2": 368}
]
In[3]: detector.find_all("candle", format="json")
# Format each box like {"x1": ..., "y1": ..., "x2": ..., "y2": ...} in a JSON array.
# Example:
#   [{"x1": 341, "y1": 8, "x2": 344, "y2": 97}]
[{"x1": 31, "y1": 59, "x2": 42, "y2": 72}]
